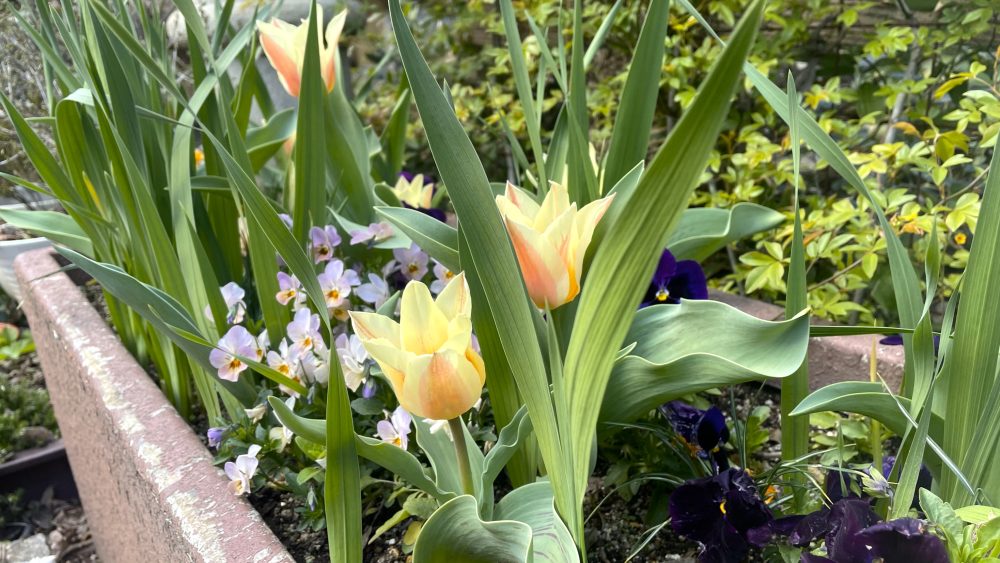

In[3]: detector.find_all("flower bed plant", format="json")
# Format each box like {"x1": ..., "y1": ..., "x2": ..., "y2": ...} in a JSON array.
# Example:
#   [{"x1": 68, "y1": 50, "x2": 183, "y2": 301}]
[{"x1": 4, "y1": 0, "x2": 1000, "y2": 562}]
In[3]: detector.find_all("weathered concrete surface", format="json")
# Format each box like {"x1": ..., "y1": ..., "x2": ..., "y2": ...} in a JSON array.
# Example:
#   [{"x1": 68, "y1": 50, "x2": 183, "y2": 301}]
[
  {"x1": 15, "y1": 249, "x2": 292, "y2": 563},
  {"x1": 709, "y1": 289, "x2": 905, "y2": 391}
]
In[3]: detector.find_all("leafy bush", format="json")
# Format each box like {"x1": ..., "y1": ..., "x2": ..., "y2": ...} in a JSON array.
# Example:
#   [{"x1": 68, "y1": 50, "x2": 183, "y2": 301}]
[{"x1": 357, "y1": 0, "x2": 999, "y2": 322}]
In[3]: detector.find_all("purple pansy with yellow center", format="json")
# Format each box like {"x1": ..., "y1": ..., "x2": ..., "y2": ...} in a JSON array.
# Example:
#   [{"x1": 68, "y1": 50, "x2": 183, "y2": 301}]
[
  {"x1": 641, "y1": 249, "x2": 708, "y2": 307},
  {"x1": 669, "y1": 468, "x2": 787, "y2": 563},
  {"x1": 662, "y1": 401, "x2": 730, "y2": 470}
]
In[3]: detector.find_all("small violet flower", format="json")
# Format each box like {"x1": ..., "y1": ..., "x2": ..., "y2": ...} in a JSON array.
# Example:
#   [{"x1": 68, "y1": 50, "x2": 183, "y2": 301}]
[
  {"x1": 204, "y1": 282, "x2": 247, "y2": 324},
  {"x1": 335, "y1": 333, "x2": 369, "y2": 392},
  {"x1": 206, "y1": 427, "x2": 225, "y2": 449},
  {"x1": 278, "y1": 213, "x2": 293, "y2": 230},
  {"x1": 357, "y1": 273, "x2": 390, "y2": 309},
  {"x1": 276, "y1": 272, "x2": 306, "y2": 308},
  {"x1": 318, "y1": 259, "x2": 360, "y2": 311},
  {"x1": 641, "y1": 249, "x2": 708, "y2": 307},
  {"x1": 209, "y1": 326, "x2": 257, "y2": 382},
  {"x1": 310, "y1": 225, "x2": 342, "y2": 263},
  {"x1": 224, "y1": 444, "x2": 261, "y2": 496},
  {"x1": 269, "y1": 397, "x2": 296, "y2": 452},
  {"x1": 267, "y1": 339, "x2": 303, "y2": 397},
  {"x1": 245, "y1": 403, "x2": 267, "y2": 423},
  {"x1": 349, "y1": 222, "x2": 394, "y2": 245},
  {"x1": 430, "y1": 260, "x2": 456, "y2": 294},
  {"x1": 376, "y1": 406, "x2": 412, "y2": 450},
  {"x1": 393, "y1": 244, "x2": 429, "y2": 281},
  {"x1": 287, "y1": 308, "x2": 322, "y2": 356}
]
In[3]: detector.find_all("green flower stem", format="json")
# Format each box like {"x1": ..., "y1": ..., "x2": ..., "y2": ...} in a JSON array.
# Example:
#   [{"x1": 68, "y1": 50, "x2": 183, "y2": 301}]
[{"x1": 449, "y1": 416, "x2": 475, "y2": 496}]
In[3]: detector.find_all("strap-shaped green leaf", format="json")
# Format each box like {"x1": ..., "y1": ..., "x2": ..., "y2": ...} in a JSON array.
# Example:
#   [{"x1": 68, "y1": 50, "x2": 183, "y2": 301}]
[
  {"x1": 603, "y1": 0, "x2": 670, "y2": 189},
  {"x1": 375, "y1": 206, "x2": 460, "y2": 272},
  {"x1": 0, "y1": 209, "x2": 92, "y2": 255},
  {"x1": 389, "y1": 0, "x2": 566, "y2": 530},
  {"x1": 562, "y1": 0, "x2": 763, "y2": 519}
]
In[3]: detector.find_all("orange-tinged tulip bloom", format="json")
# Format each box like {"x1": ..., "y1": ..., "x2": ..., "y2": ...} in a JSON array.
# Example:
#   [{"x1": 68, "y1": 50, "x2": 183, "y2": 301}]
[
  {"x1": 496, "y1": 181, "x2": 614, "y2": 308},
  {"x1": 349, "y1": 274, "x2": 485, "y2": 420},
  {"x1": 257, "y1": 7, "x2": 346, "y2": 98}
]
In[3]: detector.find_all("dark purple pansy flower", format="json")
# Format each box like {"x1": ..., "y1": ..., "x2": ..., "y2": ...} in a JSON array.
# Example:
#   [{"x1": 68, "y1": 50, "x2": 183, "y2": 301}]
[
  {"x1": 641, "y1": 249, "x2": 708, "y2": 308},
  {"x1": 856, "y1": 518, "x2": 949, "y2": 563},
  {"x1": 791, "y1": 498, "x2": 879, "y2": 563},
  {"x1": 207, "y1": 427, "x2": 225, "y2": 449},
  {"x1": 661, "y1": 402, "x2": 730, "y2": 469},
  {"x1": 669, "y1": 468, "x2": 774, "y2": 563}
]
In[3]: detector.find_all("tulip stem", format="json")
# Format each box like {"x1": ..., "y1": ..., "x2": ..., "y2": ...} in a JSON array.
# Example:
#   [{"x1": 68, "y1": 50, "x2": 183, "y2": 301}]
[{"x1": 448, "y1": 416, "x2": 475, "y2": 496}]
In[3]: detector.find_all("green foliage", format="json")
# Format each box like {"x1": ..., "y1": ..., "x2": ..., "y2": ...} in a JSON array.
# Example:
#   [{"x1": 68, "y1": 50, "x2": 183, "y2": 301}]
[{"x1": 357, "y1": 0, "x2": 999, "y2": 324}]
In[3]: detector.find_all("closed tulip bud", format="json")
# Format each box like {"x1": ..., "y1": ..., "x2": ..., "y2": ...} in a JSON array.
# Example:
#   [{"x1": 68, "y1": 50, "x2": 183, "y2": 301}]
[
  {"x1": 256, "y1": 7, "x2": 346, "y2": 98},
  {"x1": 496, "y1": 181, "x2": 614, "y2": 308},
  {"x1": 349, "y1": 273, "x2": 485, "y2": 420}
]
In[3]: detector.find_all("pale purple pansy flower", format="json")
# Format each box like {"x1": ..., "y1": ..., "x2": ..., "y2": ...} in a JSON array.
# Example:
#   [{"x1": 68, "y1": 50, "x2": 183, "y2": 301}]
[
  {"x1": 276, "y1": 272, "x2": 306, "y2": 307},
  {"x1": 310, "y1": 225, "x2": 342, "y2": 263},
  {"x1": 245, "y1": 403, "x2": 267, "y2": 422},
  {"x1": 224, "y1": 444, "x2": 261, "y2": 495},
  {"x1": 335, "y1": 333, "x2": 369, "y2": 392},
  {"x1": 209, "y1": 326, "x2": 257, "y2": 381},
  {"x1": 207, "y1": 427, "x2": 225, "y2": 449},
  {"x1": 376, "y1": 406, "x2": 412, "y2": 450},
  {"x1": 287, "y1": 308, "x2": 322, "y2": 356},
  {"x1": 278, "y1": 213, "x2": 293, "y2": 230},
  {"x1": 203, "y1": 282, "x2": 247, "y2": 324},
  {"x1": 393, "y1": 244, "x2": 429, "y2": 281},
  {"x1": 349, "y1": 222, "x2": 394, "y2": 245},
  {"x1": 267, "y1": 339, "x2": 303, "y2": 397},
  {"x1": 429, "y1": 261, "x2": 455, "y2": 294},
  {"x1": 318, "y1": 259, "x2": 360, "y2": 310},
  {"x1": 254, "y1": 329, "x2": 269, "y2": 362},
  {"x1": 356, "y1": 273, "x2": 390, "y2": 309},
  {"x1": 300, "y1": 348, "x2": 330, "y2": 385}
]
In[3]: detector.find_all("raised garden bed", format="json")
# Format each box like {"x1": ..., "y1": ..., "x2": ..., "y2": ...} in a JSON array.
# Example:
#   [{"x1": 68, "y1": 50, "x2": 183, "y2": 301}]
[{"x1": 16, "y1": 248, "x2": 293, "y2": 563}]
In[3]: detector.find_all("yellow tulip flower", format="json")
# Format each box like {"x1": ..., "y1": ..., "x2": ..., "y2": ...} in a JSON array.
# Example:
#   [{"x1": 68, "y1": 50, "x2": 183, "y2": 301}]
[
  {"x1": 496, "y1": 181, "x2": 614, "y2": 308},
  {"x1": 349, "y1": 273, "x2": 485, "y2": 420},
  {"x1": 256, "y1": 7, "x2": 346, "y2": 98}
]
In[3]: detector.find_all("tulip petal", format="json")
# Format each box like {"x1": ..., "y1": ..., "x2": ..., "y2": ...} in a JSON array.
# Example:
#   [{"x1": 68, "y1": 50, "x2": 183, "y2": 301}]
[
  {"x1": 349, "y1": 311, "x2": 400, "y2": 343},
  {"x1": 497, "y1": 181, "x2": 539, "y2": 223},
  {"x1": 321, "y1": 9, "x2": 347, "y2": 92},
  {"x1": 402, "y1": 351, "x2": 483, "y2": 420},
  {"x1": 257, "y1": 20, "x2": 302, "y2": 97},
  {"x1": 504, "y1": 215, "x2": 571, "y2": 307},
  {"x1": 535, "y1": 181, "x2": 571, "y2": 230},
  {"x1": 434, "y1": 271, "x2": 470, "y2": 320},
  {"x1": 400, "y1": 281, "x2": 450, "y2": 355}
]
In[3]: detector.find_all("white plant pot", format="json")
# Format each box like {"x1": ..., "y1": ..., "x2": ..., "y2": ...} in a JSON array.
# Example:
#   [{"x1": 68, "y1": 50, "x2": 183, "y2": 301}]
[{"x1": 0, "y1": 200, "x2": 58, "y2": 300}]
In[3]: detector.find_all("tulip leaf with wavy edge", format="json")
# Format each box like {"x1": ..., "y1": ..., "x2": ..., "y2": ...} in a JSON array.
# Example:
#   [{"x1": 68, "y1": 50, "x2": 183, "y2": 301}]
[
  {"x1": 602, "y1": 0, "x2": 670, "y2": 189},
  {"x1": 0, "y1": 209, "x2": 92, "y2": 256},
  {"x1": 389, "y1": 0, "x2": 566, "y2": 536},
  {"x1": 481, "y1": 406, "x2": 532, "y2": 509},
  {"x1": 666, "y1": 203, "x2": 785, "y2": 262},
  {"x1": 267, "y1": 396, "x2": 455, "y2": 504},
  {"x1": 599, "y1": 299, "x2": 809, "y2": 425},
  {"x1": 562, "y1": 0, "x2": 763, "y2": 537},
  {"x1": 375, "y1": 206, "x2": 460, "y2": 272},
  {"x1": 493, "y1": 482, "x2": 580, "y2": 563},
  {"x1": 413, "y1": 495, "x2": 533, "y2": 563},
  {"x1": 413, "y1": 416, "x2": 485, "y2": 501}
]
